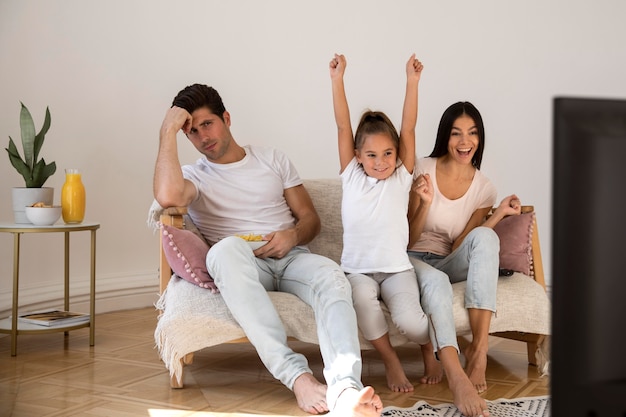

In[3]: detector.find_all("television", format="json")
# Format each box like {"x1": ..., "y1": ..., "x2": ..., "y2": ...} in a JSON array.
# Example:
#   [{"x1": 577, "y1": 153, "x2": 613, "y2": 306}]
[{"x1": 552, "y1": 97, "x2": 626, "y2": 416}]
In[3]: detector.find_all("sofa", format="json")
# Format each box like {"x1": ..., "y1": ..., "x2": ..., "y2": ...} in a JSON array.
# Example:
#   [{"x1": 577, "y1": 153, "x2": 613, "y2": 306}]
[{"x1": 150, "y1": 178, "x2": 551, "y2": 388}]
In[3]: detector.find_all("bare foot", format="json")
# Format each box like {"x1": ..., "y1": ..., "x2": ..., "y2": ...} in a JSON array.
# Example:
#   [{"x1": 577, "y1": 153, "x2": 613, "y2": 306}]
[
  {"x1": 449, "y1": 372, "x2": 490, "y2": 417},
  {"x1": 464, "y1": 344, "x2": 488, "y2": 393},
  {"x1": 292, "y1": 372, "x2": 328, "y2": 414},
  {"x1": 384, "y1": 359, "x2": 413, "y2": 392},
  {"x1": 419, "y1": 343, "x2": 443, "y2": 385},
  {"x1": 331, "y1": 386, "x2": 383, "y2": 417}
]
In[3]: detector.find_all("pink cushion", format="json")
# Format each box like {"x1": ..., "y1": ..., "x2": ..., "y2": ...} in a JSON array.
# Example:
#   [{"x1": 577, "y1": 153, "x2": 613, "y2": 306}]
[
  {"x1": 161, "y1": 224, "x2": 214, "y2": 289},
  {"x1": 493, "y1": 212, "x2": 535, "y2": 276}
]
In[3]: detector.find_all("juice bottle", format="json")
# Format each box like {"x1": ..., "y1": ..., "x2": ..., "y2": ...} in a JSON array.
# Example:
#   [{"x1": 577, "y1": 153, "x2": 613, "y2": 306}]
[{"x1": 61, "y1": 168, "x2": 86, "y2": 223}]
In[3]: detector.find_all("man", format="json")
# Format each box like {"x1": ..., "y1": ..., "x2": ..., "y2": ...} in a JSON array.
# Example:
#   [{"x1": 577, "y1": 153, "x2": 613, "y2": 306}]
[{"x1": 154, "y1": 83, "x2": 382, "y2": 417}]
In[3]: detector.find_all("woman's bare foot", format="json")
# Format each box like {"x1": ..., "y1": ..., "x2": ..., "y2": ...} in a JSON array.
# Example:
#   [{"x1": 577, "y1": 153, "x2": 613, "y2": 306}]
[
  {"x1": 464, "y1": 343, "x2": 488, "y2": 393},
  {"x1": 419, "y1": 343, "x2": 443, "y2": 384},
  {"x1": 331, "y1": 386, "x2": 383, "y2": 417},
  {"x1": 448, "y1": 372, "x2": 490, "y2": 417},
  {"x1": 292, "y1": 372, "x2": 328, "y2": 414}
]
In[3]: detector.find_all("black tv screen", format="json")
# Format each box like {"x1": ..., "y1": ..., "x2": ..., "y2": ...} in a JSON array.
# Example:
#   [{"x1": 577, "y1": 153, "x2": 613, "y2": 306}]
[{"x1": 552, "y1": 97, "x2": 626, "y2": 416}]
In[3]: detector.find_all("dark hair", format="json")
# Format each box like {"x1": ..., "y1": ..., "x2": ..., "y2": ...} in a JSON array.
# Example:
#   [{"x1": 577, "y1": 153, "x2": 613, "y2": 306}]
[
  {"x1": 354, "y1": 110, "x2": 400, "y2": 151},
  {"x1": 172, "y1": 84, "x2": 226, "y2": 121},
  {"x1": 429, "y1": 101, "x2": 485, "y2": 169}
]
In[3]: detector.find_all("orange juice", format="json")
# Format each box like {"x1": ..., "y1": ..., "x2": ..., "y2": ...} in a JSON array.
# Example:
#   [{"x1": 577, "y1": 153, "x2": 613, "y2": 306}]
[{"x1": 61, "y1": 168, "x2": 86, "y2": 223}]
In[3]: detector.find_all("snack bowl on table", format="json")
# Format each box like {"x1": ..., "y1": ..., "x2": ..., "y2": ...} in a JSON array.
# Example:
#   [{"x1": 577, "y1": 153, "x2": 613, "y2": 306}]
[{"x1": 24, "y1": 205, "x2": 62, "y2": 226}]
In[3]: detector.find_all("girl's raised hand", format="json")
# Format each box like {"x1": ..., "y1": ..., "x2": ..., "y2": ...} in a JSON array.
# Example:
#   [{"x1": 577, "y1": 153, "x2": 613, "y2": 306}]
[
  {"x1": 406, "y1": 54, "x2": 424, "y2": 82},
  {"x1": 329, "y1": 53, "x2": 347, "y2": 79}
]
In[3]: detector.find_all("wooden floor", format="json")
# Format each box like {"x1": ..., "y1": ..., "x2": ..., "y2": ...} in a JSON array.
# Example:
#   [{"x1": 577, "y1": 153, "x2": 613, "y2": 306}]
[{"x1": 0, "y1": 307, "x2": 549, "y2": 417}]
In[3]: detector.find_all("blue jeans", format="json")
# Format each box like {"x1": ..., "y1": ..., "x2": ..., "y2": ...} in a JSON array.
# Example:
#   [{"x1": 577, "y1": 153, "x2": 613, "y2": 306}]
[
  {"x1": 206, "y1": 236, "x2": 363, "y2": 409},
  {"x1": 407, "y1": 227, "x2": 499, "y2": 353}
]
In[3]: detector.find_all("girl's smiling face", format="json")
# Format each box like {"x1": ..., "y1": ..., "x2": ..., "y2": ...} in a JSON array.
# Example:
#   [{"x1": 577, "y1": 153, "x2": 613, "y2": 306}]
[
  {"x1": 447, "y1": 114, "x2": 479, "y2": 165},
  {"x1": 355, "y1": 133, "x2": 398, "y2": 180}
]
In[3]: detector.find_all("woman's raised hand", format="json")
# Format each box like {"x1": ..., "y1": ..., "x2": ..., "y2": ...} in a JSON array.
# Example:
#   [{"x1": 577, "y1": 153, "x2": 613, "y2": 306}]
[
  {"x1": 412, "y1": 173, "x2": 433, "y2": 204},
  {"x1": 497, "y1": 194, "x2": 522, "y2": 217}
]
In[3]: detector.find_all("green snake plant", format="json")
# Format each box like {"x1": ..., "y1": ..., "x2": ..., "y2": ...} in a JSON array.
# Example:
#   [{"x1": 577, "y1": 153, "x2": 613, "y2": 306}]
[{"x1": 5, "y1": 103, "x2": 56, "y2": 188}]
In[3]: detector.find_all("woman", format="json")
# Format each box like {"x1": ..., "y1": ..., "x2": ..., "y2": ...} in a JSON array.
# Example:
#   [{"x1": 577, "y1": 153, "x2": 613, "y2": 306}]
[{"x1": 408, "y1": 101, "x2": 521, "y2": 417}]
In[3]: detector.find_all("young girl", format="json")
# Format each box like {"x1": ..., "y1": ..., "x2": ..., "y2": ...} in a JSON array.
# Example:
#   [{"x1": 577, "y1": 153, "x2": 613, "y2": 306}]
[
  {"x1": 329, "y1": 53, "x2": 441, "y2": 393},
  {"x1": 408, "y1": 101, "x2": 521, "y2": 417}
]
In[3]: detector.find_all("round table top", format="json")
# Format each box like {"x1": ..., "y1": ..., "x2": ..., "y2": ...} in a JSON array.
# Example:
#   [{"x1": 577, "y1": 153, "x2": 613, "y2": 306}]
[{"x1": 0, "y1": 222, "x2": 100, "y2": 233}]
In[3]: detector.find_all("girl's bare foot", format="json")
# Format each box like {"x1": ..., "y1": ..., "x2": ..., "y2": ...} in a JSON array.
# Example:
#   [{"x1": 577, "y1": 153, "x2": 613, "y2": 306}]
[
  {"x1": 419, "y1": 343, "x2": 443, "y2": 384},
  {"x1": 384, "y1": 359, "x2": 413, "y2": 392},
  {"x1": 464, "y1": 344, "x2": 488, "y2": 393},
  {"x1": 293, "y1": 372, "x2": 328, "y2": 414},
  {"x1": 331, "y1": 386, "x2": 383, "y2": 417}
]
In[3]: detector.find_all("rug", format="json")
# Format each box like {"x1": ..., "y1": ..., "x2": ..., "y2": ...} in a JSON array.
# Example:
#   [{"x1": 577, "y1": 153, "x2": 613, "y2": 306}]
[{"x1": 382, "y1": 395, "x2": 550, "y2": 417}]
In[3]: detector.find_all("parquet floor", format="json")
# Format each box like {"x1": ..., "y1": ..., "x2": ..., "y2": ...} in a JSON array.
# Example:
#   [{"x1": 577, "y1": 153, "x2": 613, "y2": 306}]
[{"x1": 0, "y1": 307, "x2": 549, "y2": 416}]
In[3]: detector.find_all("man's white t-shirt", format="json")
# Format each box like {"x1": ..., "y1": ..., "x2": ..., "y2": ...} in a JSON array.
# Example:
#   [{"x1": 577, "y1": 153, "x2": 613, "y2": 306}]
[
  {"x1": 409, "y1": 157, "x2": 497, "y2": 256},
  {"x1": 340, "y1": 157, "x2": 414, "y2": 274},
  {"x1": 182, "y1": 145, "x2": 301, "y2": 245}
]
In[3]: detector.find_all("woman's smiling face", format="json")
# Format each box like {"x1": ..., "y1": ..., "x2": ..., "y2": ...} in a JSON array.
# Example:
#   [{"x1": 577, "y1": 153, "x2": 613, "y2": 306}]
[{"x1": 447, "y1": 114, "x2": 479, "y2": 165}]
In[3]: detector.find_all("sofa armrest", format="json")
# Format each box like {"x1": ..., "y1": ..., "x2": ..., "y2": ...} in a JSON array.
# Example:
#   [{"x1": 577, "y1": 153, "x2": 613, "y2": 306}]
[{"x1": 159, "y1": 207, "x2": 188, "y2": 294}]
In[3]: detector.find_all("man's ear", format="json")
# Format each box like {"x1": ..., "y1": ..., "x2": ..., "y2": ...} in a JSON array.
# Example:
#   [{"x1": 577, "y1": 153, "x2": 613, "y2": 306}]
[{"x1": 223, "y1": 111, "x2": 231, "y2": 127}]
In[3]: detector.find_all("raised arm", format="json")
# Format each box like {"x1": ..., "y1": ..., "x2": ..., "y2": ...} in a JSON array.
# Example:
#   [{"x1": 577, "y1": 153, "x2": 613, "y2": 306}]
[
  {"x1": 330, "y1": 53, "x2": 355, "y2": 173},
  {"x1": 408, "y1": 173, "x2": 432, "y2": 247},
  {"x1": 399, "y1": 54, "x2": 423, "y2": 175},
  {"x1": 153, "y1": 106, "x2": 198, "y2": 208},
  {"x1": 482, "y1": 194, "x2": 522, "y2": 228},
  {"x1": 450, "y1": 195, "x2": 521, "y2": 252}
]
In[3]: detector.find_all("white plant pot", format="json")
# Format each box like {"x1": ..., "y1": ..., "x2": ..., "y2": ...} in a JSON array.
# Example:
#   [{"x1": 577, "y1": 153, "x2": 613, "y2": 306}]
[{"x1": 11, "y1": 187, "x2": 54, "y2": 224}]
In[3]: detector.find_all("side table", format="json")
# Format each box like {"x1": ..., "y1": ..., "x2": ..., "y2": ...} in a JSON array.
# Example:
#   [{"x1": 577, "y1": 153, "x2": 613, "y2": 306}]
[{"x1": 0, "y1": 222, "x2": 100, "y2": 356}]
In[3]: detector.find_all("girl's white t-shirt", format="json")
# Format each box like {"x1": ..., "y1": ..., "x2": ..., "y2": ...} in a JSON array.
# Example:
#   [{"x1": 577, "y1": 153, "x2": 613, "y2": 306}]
[
  {"x1": 409, "y1": 157, "x2": 497, "y2": 256},
  {"x1": 340, "y1": 157, "x2": 414, "y2": 274},
  {"x1": 182, "y1": 145, "x2": 301, "y2": 245}
]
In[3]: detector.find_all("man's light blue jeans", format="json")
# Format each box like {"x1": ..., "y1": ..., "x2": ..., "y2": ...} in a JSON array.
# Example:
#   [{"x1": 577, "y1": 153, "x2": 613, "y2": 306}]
[
  {"x1": 407, "y1": 227, "x2": 499, "y2": 353},
  {"x1": 206, "y1": 236, "x2": 363, "y2": 409}
]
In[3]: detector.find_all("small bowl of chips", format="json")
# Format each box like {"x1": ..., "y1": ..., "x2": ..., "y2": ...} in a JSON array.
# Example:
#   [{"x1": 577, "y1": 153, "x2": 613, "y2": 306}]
[
  {"x1": 235, "y1": 233, "x2": 268, "y2": 250},
  {"x1": 24, "y1": 203, "x2": 62, "y2": 226}
]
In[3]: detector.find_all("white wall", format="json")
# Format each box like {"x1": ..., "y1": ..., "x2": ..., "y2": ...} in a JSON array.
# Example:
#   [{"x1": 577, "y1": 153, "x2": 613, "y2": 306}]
[{"x1": 1, "y1": 0, "x2": 625, "y2": 316}]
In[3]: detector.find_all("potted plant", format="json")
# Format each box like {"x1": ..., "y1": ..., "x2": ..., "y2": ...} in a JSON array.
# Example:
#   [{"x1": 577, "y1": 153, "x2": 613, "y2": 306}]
[{"x1": 5, "y1": 102, "x2": 57, "y2": 223}]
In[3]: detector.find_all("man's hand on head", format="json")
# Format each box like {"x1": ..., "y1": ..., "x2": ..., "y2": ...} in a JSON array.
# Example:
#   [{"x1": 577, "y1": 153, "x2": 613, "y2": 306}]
[{"x1": 161, "y1": 106, "x2": 193, "y2": 136}]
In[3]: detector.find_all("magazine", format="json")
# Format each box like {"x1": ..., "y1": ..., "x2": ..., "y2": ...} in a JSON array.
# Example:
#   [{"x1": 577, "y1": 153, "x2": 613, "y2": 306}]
[{"x1": 17, "y1": 310, "x2": 90, "y2": 327}]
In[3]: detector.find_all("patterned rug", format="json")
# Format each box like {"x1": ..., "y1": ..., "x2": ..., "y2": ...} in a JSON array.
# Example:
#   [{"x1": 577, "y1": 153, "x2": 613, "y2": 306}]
[{"x1": 382, "y1": 395, "x2": 550, "y2": 417}]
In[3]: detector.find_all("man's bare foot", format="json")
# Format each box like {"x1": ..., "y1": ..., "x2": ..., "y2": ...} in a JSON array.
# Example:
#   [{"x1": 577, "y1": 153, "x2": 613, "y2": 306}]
[
  {"x1": 292, "y1": 372, "x2": 328, "y2": 414},
  {"x1": 419, "y1": 343, "x2": 443, "y2": 384},
  {"x1": 449, "y1": 373, "x2": 490, "y2": 417},
  {"x1": 464, "y1": 344, "x2": 488, "y2": 393},
  {"x1": 331, "y1": 386, "x2": 383, "y2": 417},
  {"x1": 384, "y1": 359, "x2": 413, "y2": 392}
]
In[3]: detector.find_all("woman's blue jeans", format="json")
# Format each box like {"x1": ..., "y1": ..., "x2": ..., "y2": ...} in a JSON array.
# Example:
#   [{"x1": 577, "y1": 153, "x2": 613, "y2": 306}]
[{"x1": 407, "y1": 227, "x2": 499, "y2": 353}]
